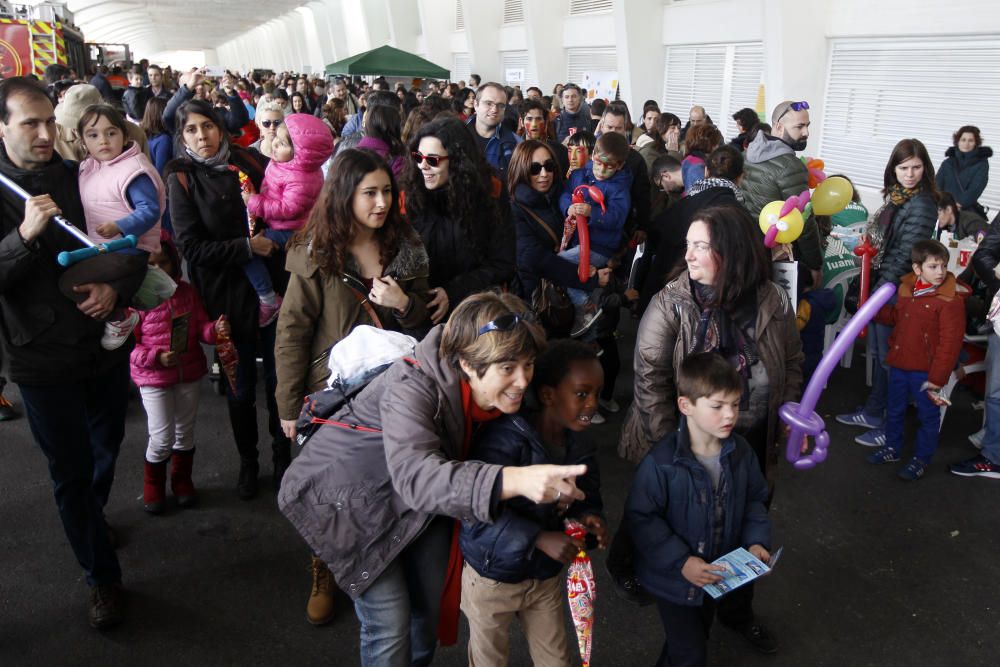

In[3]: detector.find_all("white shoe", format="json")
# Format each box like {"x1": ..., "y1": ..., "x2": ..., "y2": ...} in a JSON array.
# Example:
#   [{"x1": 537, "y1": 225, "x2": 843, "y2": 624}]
[
  {"x1": 969, "y1": 428, "x2": 985, "y2": 449},
  {"x1": 101, "y1": 310, "x2": 140, "y2": 350},
  {"x1": 599, "y1": 398, "x2": 620, "y2": 413},
  {"x1": 590, "y1": 412, "x2": 607, "y2": 425}
]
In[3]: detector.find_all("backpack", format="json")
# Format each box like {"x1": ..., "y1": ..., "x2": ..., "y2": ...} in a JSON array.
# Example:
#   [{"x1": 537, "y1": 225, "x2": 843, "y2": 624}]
[{"x1": 294, "y1": 325, "x2": 418, "y2": 447}]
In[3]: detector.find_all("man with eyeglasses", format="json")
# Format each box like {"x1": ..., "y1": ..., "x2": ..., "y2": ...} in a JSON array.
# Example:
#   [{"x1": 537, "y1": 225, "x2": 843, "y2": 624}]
[
  {"x1": 740, "y1": 100, "x2": 824, "y2": 287},
  {"x1": 468, "y1": 82, "x2": 521, "y2": 180}
]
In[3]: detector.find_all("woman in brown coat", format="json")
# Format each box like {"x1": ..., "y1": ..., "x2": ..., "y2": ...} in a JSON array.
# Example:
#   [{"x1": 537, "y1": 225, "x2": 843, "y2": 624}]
[{"x1": 274, "y1": 148, "x2": 432, "y2": 626}]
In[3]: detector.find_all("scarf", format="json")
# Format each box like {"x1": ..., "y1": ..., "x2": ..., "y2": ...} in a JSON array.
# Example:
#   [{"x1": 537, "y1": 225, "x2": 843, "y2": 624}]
[
  {"x1": 437, "y1": 379, "x2": 502, "y2": 646},
  {"x1": 184, "y1": 140, "x2": 232, "y2": 172},
  {"x1": 686, "y1": 177, "x2": 746, "y2": 203},
  {"x1": 690, "y1": 281, "x2": 759, "y2": 409},
  {"x1": 913, "y1": 278, "x2": 939, "y2": 298},
  {"x1": 868, "y1": 185, "x2": 922, "y2": 269}
]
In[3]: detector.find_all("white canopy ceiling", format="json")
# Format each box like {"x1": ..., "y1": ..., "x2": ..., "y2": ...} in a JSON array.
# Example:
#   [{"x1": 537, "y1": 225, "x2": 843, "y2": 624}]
[{"x1": 64, "y1": 0, "x2": 306, "y2": 55}]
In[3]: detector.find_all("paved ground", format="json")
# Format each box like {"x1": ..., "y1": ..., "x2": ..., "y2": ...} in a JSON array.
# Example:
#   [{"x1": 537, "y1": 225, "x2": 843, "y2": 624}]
[{"x1": 1, "y1": 327, "x2": 998, "y2": 666}]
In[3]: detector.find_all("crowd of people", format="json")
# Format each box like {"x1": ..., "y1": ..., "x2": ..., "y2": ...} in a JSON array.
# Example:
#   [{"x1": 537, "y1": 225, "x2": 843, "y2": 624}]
[{"x1": 0, "y1": 59, "x2": 996, "y2": 667}]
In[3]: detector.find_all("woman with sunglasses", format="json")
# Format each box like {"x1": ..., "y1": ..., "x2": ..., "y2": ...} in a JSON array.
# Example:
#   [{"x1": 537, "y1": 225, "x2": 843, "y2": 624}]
[
  {"x1": 403, "y1": 116, "x2": 515, "y2": 325},
  {"x1": 166, "y1": 99, "x2": 287, "y2": 502},
  {"x1": 250, "y1": 97, "x2": 285, "y2": 158},
  {"x1": 279, "y1": 291, "x2": 589, "y2": 666},
  {"x1": 508, "y1": 139, "x2": 609, "y2": 306},
  {"x1": 613, "y1": 205, "x2": 801, "y2": 654}
]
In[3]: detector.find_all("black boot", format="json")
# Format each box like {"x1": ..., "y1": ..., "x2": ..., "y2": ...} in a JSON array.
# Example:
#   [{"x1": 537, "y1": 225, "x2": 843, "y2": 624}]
[
  {"x1": 272, "y1": 437, "x2": 291, "y2": 493},
  {"x1": 237, "y1": 458, "x2": 259, "y2": 500},
  {"x1": 228, "y1": 400, "x2": 259, "y2": 500}
]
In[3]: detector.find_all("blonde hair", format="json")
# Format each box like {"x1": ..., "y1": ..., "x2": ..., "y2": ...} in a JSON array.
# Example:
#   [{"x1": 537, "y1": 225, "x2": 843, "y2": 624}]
[
  {"x1": 255, "y1": 97, "x2": 285, "y2": 118},
  {"x1": 439, "y1": 292, "x2": 546, "y2": 378}
]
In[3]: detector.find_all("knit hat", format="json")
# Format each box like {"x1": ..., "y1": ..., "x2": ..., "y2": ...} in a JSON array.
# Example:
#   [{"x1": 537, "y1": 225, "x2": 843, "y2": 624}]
[{"x1": 54, "y1": 84, "x2": 102, "y2": 130}]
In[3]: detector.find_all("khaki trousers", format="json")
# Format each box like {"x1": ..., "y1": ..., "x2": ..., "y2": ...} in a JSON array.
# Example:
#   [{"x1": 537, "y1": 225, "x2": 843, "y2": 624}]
[{"x1": 461, "y1": 563, "x2": 573, "y2": 667}]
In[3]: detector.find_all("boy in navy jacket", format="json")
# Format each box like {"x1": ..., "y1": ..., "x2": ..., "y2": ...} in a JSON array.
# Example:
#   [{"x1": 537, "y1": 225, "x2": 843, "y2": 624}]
[
  {"x1": 625, "y1": 352, "x2": 772, "y2": 667},
  {"x1": 460, "y1": 340, "x2": 607, "y2": 666}
]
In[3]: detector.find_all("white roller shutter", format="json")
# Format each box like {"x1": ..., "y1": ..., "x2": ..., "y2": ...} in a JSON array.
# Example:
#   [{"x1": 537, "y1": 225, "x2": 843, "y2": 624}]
[
  {"x1": 455, "y1": 0, "x2": 464, "y2": 31},
  {"x1": 569, "y1": 0, "x2": 613, "y2": 15},
  {"x1": 452, "y1": 52, "x2": 471, "y2": 84},
  {"x1": 500, "y1": 50, "x2": 537, "y2": 89},
  {"x1": 503, "y1": 0, "x2": 524, "y2": 24},
  {"x1": 821, "y1": 37, "x2": 1000, "y2": 210},
  {"x1": 566, "y1": 47, "x2": 617, "y2": 88},
  {"x1": 663, "y1": 42, "x2": 763, "y2": 140}
]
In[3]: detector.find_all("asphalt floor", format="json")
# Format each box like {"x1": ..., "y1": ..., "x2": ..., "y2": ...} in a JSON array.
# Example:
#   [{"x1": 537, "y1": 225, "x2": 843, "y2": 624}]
[{"x1": 1, "y1": 324, "x2": 998, "y2": 666}]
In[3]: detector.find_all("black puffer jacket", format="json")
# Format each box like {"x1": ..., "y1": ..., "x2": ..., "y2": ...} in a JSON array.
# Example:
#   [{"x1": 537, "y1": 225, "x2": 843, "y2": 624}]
[
  {"x1": 166, "y1": 146, "x2": 281, "y2": 343},
  {"x1": 0, "y1": 146, "x2": 130, "y2": 385},
  {"x1": 972, "y1": 210, "x2": 1000, "y2": 293},
  {"x1": 872, "y1": 192, "x2": 938, "y2": 290},
  {"x1": 410, "y1": 188, "x2": 515, "y2": 312},
  {"x1": 936, "y1": 145, "x2": 992, "y2": 210}
]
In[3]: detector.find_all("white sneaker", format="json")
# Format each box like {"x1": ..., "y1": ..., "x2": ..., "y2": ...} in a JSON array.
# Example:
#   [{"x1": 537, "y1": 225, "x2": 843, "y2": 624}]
[
  {"x1": 599, "y1": 398, "x2": 620, "y2": 414},
  {"x1": 969, "y1": 428, "x2": 985, "y2": 449},
  {"x1": 590, "y1": 412, "x2": 607, "y2": 425},
  {"x1": 101, "y1": 310, "x2": 140, "y2": 350}
]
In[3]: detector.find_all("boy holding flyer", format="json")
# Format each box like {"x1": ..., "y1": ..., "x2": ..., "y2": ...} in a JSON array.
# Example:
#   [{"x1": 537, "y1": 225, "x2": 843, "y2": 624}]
[{"x1": 624, "y1": 352, "x2": 773, "y2": 666}]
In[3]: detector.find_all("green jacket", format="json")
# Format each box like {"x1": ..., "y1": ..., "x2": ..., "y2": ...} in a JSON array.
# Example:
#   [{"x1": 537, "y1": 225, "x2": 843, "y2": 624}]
[{"x1": 740, "y1": 132, "x2": 824, "y2": 271}]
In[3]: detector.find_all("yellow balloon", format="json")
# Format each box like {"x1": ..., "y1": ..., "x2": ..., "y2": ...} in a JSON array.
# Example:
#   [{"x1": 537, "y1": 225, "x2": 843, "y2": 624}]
[
  {"x1": 812, "y1": 176, "x2": 854, "y2": 215},
  {"x1": 758, "y1": 200, "x2": 804, "y2": 244}
]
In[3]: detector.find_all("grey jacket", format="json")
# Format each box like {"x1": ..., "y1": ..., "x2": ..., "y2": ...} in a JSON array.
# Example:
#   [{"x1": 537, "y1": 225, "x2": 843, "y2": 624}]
[
  {"x1": 618, "y1": 272, "x2": 804, "y2": 483},
  {"x1": 740, "y1": 132, "x2": 824, "y2": 271},
  {"x1": 277, "y1": 326, "x2": 502, "y2": 599}
]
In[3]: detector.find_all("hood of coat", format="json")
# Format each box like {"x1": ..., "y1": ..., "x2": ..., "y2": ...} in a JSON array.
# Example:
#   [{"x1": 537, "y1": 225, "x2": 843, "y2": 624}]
[
  {"x1": 55, "y1": 84, "x2": 103, "y2": 131},
  {"x1": 945, "y1": 145, "x2": 993, "y2": 162},
  {"x1": 514, "y1": 182, "x2": 559, "y2": 209},
  {"x1": 897, "y1": 271, "x2": 970, "y2": 299},
  {"x1": 745, "y1": 131, "x2": 795, "y2": 164},
  {"x1": 274, "y1": 113, "x2": 334, "y2": 174},
  {"x1": 411, "y1": 324, "x2": 464, "y2": 431}
]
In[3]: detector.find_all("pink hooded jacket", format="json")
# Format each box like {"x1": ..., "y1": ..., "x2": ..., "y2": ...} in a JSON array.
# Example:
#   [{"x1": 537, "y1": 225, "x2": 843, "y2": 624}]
[
  {"x1": 246, "y1": 114, "x2": 334, "y2": 232},
  {"x1": 130, "y1": 280, "x2": 218, "y2": 388}
]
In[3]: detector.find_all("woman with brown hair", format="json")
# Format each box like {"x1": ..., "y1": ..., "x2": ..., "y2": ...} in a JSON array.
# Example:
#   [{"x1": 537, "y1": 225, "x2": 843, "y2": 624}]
[
  {"x1": 936, "y1": 125, "x2": 992, "y2": 218},
  {"x1": 681, "y1": 123, "x2": 724, "y2": 191}
]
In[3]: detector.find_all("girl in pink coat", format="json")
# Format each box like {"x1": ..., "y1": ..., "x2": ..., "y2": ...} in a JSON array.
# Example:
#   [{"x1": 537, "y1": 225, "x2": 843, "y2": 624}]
[
  {"x1": 131, "y1": 240, "x2": 230, "y2": 514},
  {"x1": 241, "y1": 113, "x2": 334, "y2": 327}
]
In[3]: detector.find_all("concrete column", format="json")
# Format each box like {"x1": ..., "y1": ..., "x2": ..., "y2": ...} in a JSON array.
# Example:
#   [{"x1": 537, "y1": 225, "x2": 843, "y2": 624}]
[
  {"x1": 416, "y1": 0, "x2": 452, "y2": 74},
  {"x1": 341, "y1": 0, "x2": 372, "y2": 55},
  {"x1": 385, "y1": 0, "x2": 420, "y2": 52},
  {"x1": 523, "y1": 0, "x2": 565, "y2": 94},
  {"x1": 297, "y1": 7, "x2": 327, "y2": 74},
  {"x1": 362, "y1": 0, "x2": 391, "y2": 47},
  {"x1": 463, "y1": 0, "x2": 504, "y2": 82},
  {"x1": 613, "y1": 0, "x2": 662, "y2": 115}
]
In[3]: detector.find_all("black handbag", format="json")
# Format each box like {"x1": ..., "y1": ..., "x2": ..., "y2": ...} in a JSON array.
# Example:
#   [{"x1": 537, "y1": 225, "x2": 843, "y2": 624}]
[{"x1": 516, "y1": 203, "x2": 576, "y2": 337}]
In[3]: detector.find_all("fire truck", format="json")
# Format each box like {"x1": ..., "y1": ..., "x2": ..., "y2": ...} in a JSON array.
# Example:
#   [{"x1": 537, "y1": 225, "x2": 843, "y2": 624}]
[{"x1": 0, "y1": 2, "x2": 88, "y2": 79}]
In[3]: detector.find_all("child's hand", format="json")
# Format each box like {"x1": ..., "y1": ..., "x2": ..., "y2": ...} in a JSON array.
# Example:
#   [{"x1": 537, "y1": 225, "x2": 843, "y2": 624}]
[
  {"x1": 925, "y1": 384, "x2": 949, "y2": 406},
  {"x1": 568, "y1": 203, "x2": 591, "y2": 218},
  {"x1": 748, "y1": 544, "x2": 771, "y2": 565},
  {"x1": 681, "y1": 556, "x2": 727, "y2": 587},
  {"x1": 96, "y1": 222, "x2": 121, "y2": 239},
  {"x1": 580, "y1": 515, "x2": 609, "y2": 549},
  {"x1": 157, "y1": 350, "x2": 178, "y2": 367},
  {"x1": 535, "y1": 531, "x2": 584, "y2": 564},
  {"x1": 215, "y1": 317, "x2": 231, "y2": 337},
  {"x1": 597, "y1": 267, "x2": 612, "y2": 287}
]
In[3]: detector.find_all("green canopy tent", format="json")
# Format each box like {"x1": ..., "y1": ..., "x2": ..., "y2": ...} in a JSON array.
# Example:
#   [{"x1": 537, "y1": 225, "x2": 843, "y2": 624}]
[{"x1": 324, "y1": 44, "x2": 450, "y2": 79}]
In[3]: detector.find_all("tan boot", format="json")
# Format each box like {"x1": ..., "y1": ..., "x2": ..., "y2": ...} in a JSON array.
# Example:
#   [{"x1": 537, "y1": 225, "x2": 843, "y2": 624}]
[{"x1": 306, "y1": 555, "x2": 336, "y2": 625}]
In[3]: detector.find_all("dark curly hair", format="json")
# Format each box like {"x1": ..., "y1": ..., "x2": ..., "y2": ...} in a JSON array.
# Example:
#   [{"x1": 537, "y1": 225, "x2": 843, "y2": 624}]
[
  {"x1": 293, "y1": 148, "x2": 410, "y2": 276},
  {"x1": 402, "y1": 116, "x2": 500, "y2": 253}
]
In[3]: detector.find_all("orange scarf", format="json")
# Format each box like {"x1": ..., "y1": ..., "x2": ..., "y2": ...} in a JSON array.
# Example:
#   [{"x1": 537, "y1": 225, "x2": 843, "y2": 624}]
[{"x1": 437, "y1": 379, "x2": 502, "y2": 645}]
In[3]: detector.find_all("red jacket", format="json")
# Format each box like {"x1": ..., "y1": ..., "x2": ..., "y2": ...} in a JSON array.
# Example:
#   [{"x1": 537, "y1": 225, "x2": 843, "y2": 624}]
[
  {"x1": 876, "y1": 272, "x2": 969, "y2": 387},
  {"x1": 130, "y1": 280, "x2": 218, "y2": 388}
]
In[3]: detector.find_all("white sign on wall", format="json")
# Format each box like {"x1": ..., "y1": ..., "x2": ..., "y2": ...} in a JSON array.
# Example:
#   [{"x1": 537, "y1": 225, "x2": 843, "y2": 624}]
[
  {"x1": 582, "y1": 70, "x2": 618, "y2": 101},
  {"x1": 505, "y1": 68, "x2": 525, "y2": 84}
]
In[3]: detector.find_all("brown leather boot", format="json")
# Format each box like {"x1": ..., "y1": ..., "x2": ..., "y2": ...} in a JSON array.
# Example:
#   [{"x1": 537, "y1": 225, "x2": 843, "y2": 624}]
[
  {"x1": 306, "y1": 555, "x2": 336, "y2": 625},
  {"x1": 143, "y1": 460, "x2": 167, "y2": 514},
  {"x1": 170, "y1": 449, "x2": 197, "y2": 508}
]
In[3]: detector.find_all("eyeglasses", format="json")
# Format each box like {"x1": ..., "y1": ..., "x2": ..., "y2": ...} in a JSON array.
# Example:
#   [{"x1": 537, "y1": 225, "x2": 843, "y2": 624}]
[
  {"x1": 479, "y1": 100, "x2": 507, "y2": 112},
  {"x1": 477, "y1": 312, "x2": 532, "y2": 337},
  {"x1": 685, "y1": 240, "x2": 712, "y2": 254},
  {"x1": 411, "y1": 151, "x2": 450, "y2": 167},
  {"x1": 260, "y1": 119, "x2": 283, "y2": 128},
  {"x1": 529, "y1": 160, "x2": 557, "y2": 176},
  {"x1": 777, "y1": 101, "x2": 809, "y2": 121}
]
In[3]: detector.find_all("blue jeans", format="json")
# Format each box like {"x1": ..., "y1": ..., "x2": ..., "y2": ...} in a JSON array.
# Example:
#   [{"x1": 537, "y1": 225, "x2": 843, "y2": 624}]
[
  {"x1": 226, "y1": 320, "x2": 285, "y2": 462},
  {"x1": 242, "y1": 229, "x2": 294, "y2": 298},
  {"x1": 885, "y1": 367, "x2": 941, "y2": 462},
  {"x1": 354, "y1": 517, "x2": 452, "y2": 667},
  {"x1": 558, "y1": 246, "x2": 609, "y2": 306},
  {"x1": 862, "y1": 320, "x2": 893, "y2": 418},
  {"x1": 982, "y1": 333, "x2": 1000, "y2": 464},
  {"x1": 18, "y1": 360, "x2": 130, "y2": 586}
]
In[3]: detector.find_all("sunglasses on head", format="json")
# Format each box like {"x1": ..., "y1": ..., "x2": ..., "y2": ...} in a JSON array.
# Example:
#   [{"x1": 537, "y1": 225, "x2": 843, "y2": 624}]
[
  {"x1": 411, "y1": 151, "x2": 449, "y2": 167},
  {"x1": 477, "y1": 312, "x2": 533, "y2": 337},
  {"x1": 260, "y1": 119, "x2": 283, "y2": 128},
  {"x1": 529, "y1": 160, "x2": 557, "y2": 176},
  {"x1": 777, "y1": 101, "x2": 809, "y2": 121}
]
